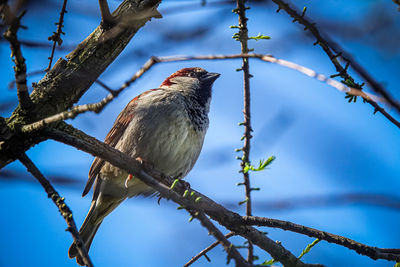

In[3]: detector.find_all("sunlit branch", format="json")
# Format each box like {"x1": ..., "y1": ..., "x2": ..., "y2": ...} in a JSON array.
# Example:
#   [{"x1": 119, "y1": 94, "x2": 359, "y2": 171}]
[
  {"x1": 271, "y1": 0, "x2": 400, "y2": 115},
  {"x1": 21, "y1": 53, "x2": 398, "y2": 134}
]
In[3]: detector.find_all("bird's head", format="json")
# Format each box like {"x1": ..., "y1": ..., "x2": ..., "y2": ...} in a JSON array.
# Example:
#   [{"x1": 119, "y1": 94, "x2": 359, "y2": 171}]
[{"x1": 160, "y1": 67, "x2": 220, "y2": 105}]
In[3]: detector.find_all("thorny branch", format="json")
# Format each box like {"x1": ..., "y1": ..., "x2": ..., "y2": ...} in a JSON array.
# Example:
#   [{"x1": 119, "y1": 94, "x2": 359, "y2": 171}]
[
  {"x1": 21, "y1": 53, "x2": 399, "y2": 134},
  {"x1": 17, "y1": 153, "x2": 93, "y2": 267},
  {"x1": 46, "y1": 0, "x2": 68, "y2": 71},
  {"x1": 189, "y1": 212, "x2": 249, "y2": 266},
  {"x1": 1, "y1": 4, "x2": 32, "y2": 110},
  {"x1": 234, "y1": 0, "x2": 254, "y2": 262},
  {"x1": 45, "y1": 123, "x2": 317, "y2": 267},
  {"x1": 183, "y1": 232, "x2": 235, "y2": 267},
  {"x1": 271, "y1": 0, "x2": 400, "y2": 115}
]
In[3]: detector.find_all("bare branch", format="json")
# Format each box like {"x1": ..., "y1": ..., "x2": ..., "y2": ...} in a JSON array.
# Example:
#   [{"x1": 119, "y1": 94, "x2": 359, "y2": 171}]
[
  {"x1": 235, "y1": 0, "x2": 254, "y2": 262},
  {"x1": 21, "y1": 53, "x2": 398, "y2": 134},
  {"x1": 46, "y1": 0, "x2": 68, "y2": 71},
  {"x1": 240, "y1": 216, "x2": 400, "y2": 262},
  {"x1": 98, "y1": 0, "x2": 115, "y2": 27},
  {"x1": 45, "y1": 123, "x2": 316, "y2": 267},
  {"x1": 184, "y1": 232, "x2": 235, "y2": 267},
  {"x1": 271, "y1": 0, "x2": 400, "y2": 115},
  {"x1": 189, "y1": 212, "x2": 249, "y2": 266},
  {"x1": 17, "y1": 153, "x2": 93, "y2": 267},
  {"x1": 1, "y1": 4, "x2": 32, "y2": 110}
]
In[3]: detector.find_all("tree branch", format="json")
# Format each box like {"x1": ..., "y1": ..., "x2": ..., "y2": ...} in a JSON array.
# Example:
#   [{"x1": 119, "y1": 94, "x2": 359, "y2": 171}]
[
  {"x1": 240, "y1": 216, "x2": 400, "y2": 262},
  {"x1": 17, "y1": 153, "x2": 93, "y2": 267},
  {"x1": 1, "y1": 4, "x2": 32, "y2": 110},
  {"x1": 189, "y1": 212, "x2": 249, "y2": 266},
  {"x1": 0, "y1": 0, "x2": 162, "y2": 169},
  {"x1": 44, "y1": 123, "x2": 400, "y2": 265},
  {"x1": 46, "y1": 0, "x2": 68, "y2": 71},
  {"x1": 44, "y1": 123, "x2": 316, "y2": 267},
  {"x1": 184, "y1": 232, "x2": 235, "y2": 267},
  {"x1": 235, "y1": 0, "x2": 254, "y2": 262},
  {"x1": 98, "y1": 0, "x2": 115, "y2": 27},
  {"x1": 271, "y1": 0, "x2": 400, "y2": 115},
  {"x1": 20, "y1": 53, "x2": 398, "y2": 135}
]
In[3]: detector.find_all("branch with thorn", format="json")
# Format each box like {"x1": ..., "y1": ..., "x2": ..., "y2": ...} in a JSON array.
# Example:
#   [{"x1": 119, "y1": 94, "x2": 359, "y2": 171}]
[
  {"x1": 271, "y1": 0, "x2": 400, "y2": 115},
  {"x1": 46, "y1": 0, "x2": 67, "y2": 71},
  {"x1": 183, "y1": 232, "x2": 235, "y2": 267},
  {"x1": 234, "y1": 0, "x2": 254, "y2": 263}
]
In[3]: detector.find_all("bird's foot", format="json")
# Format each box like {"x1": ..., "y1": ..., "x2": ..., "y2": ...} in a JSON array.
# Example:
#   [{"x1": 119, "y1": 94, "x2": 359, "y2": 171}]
[{"x1": 179, "y1": 179, "x2": 191, "y2": 191}]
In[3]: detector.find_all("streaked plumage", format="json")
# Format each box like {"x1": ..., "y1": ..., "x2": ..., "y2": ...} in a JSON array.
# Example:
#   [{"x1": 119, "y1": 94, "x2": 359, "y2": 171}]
[{"x1": 69, "y1": 67, "x2": 220, "y2": 265}]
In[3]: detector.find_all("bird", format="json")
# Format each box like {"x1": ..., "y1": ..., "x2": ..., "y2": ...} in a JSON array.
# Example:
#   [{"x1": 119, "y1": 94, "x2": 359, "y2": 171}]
[{"x1": 68, "y1": 67, "x2": 220, "y2": 265}]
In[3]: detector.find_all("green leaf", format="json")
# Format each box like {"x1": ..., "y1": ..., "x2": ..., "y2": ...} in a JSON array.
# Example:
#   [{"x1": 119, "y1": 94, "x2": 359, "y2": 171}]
[
  {"x1": 248, "y1": 33, "x2": 271, "y2": 41},
  {"x1": 261, "y1": 258, "x2": 277, "y2": 266},
  {"x1": 393, "y1": 262, "x2": 400, "y2": 267},
  {"x1": 298, "y1": 239, "x2": 320, "y2": 260},
  {"x1": 243, "y1": 156, "x2": 276, "y2": 173}
]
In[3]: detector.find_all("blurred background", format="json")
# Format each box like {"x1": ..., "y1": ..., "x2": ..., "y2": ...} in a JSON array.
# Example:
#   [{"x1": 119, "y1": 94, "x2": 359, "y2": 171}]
[{"x1": 1, "y1": 0, "x2": 400, "y2": 266}]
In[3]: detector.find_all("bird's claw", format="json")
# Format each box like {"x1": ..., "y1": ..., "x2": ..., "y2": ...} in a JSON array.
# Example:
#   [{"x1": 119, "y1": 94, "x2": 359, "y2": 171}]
[
  {"x1": 125, "y1": 174, "x2": 133, "y2": 188},
  {"x1": 179, "y1": 179, "x2": 191, "y2": 191}
]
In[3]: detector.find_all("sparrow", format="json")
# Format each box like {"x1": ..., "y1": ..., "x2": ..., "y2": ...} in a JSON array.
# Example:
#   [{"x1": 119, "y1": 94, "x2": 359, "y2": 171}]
[{"x1": 68, "y1": 67, "x2": 220, "y2": 265}]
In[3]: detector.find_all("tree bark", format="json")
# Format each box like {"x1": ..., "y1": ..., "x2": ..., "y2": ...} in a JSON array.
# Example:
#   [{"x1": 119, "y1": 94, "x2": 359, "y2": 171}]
[{"x1": 0, "y1": 0, "x2": 162, "y2": 169}]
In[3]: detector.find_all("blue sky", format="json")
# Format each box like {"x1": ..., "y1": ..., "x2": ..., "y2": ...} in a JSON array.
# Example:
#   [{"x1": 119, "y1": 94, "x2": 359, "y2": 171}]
[{"x1": 1, "y1": 0, "x2": 399, "y2": 266}]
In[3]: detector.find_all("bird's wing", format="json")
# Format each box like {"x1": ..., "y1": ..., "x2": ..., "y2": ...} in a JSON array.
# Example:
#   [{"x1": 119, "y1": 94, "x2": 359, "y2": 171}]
[{"x1": 82, "y1": 89, "x2": 161, "y2": 197}]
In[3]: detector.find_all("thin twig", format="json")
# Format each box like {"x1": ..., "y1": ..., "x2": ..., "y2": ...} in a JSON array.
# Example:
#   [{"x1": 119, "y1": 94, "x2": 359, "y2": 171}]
[
  {"x1": 240, "y1": 216, "x2": 400, "y2": 262},
  {"x1": 189, "y1": 212, "x2": 249, "y2": 266},
  {"x1": 45, "y1": 123, "x2": 316, "y2": 266},
  {"x1": 46, "y1": 0, "x2": 67, "y2": 71},
  {"x1": 21, "y1": 53, "x2": 398, "y2": 134},
  {"x1": 235, "y1": 0, "x2": 254, "y2": 262},
  {"x1": 271, "y1": 0, "x2": 400, "y2": 115},
  {"x1": 2, "y1": 5, "x2": 32, "y2": 110},
  {"x1": 98, "y1": 0, "x2": 115, "y2": 27},
  {"x1": 17, "y1": 153, "x2": 93, "y2": 267},
  {"x1": 184, "y1": 232, "x2": 235, "y2": 267}
]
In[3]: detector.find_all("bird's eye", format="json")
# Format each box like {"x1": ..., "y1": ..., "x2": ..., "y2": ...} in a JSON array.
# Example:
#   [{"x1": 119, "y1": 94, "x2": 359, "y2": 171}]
[{"x1": 188, "y1": 72, "x2": 197, "y2": 78}]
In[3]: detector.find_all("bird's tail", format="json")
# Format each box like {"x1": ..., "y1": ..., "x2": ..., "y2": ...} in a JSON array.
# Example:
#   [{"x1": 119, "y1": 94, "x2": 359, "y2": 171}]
[{"x1": 69, "y1": 193, "x2": 123, "y2": 266}]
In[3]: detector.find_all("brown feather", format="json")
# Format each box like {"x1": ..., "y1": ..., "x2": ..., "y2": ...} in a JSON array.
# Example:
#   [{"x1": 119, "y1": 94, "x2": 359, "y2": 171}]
[{"x1": 82, "y1": 89, "x2": 160, "y2": 196}]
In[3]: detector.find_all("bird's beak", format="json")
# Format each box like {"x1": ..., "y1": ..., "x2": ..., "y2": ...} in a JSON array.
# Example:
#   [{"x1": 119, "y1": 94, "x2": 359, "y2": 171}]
[{"x1": 202, "y1": 72, "x2": 221, "y2": 84}]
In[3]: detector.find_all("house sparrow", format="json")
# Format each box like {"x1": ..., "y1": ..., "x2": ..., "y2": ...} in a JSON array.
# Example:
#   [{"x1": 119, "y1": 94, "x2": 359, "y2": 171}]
[{"x1": 69, "y1": 67, "x2": 220, "y2": 265}]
